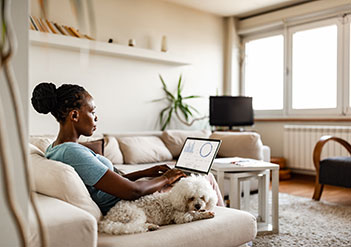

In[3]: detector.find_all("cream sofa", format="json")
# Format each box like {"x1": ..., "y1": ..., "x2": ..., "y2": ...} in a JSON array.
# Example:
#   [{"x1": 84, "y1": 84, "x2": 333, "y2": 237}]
[{"x1": 29, "y1": 130, "x2": 270, "y2": 247}]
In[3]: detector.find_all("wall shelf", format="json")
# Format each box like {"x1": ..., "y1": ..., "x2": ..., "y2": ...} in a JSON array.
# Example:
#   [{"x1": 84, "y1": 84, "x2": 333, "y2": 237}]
[{"x1": 29, "y1": 30, "x2": 191, "y2": 66}]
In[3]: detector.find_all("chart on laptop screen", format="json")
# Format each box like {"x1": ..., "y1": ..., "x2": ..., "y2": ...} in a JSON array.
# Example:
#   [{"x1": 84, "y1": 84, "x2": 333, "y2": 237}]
[{"x1": 176, "y1": 139, "x2": 220, "y2": 173}]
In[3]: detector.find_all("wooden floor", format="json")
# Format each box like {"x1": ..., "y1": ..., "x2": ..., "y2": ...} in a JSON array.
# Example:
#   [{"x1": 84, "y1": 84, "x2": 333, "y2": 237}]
[{"x1": 278, "y1": 174, "x2": 351, "y2": 206}]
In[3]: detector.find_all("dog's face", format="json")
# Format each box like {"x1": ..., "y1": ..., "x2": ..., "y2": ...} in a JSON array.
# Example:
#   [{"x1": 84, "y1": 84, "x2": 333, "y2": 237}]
[
  {"x1": 186, "y1": 195, "x2": 209, "y2": 212},
  {"x1": 169, "y1": 175, "x2": 218, "y2": 212}
]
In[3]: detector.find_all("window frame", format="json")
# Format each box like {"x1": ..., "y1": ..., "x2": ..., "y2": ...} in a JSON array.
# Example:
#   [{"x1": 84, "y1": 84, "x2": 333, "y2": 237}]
[
  {"x1": 242, "y1": 30, "x2": 286, "y2": 117},
  {"x1": 287, "y1": 18, "x2": 343, "y2": 116},
  {"x1": 241, "y1": 16, "x2": 351, "y2": 119},
  {"x1": 344, "y1": 15, "x2": 351, "y2": 115}
]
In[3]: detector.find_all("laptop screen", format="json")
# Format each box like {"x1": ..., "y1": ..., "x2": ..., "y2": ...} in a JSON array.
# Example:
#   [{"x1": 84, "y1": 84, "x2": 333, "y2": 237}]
[{"x1": 175, "y1": 137, "x2": 221, "y2": 175}]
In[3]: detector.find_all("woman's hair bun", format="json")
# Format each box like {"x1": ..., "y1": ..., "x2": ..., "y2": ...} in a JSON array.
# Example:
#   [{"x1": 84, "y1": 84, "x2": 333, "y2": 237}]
[{"x1": 31, "y1": 82, "x2": 58, "y2": 114}]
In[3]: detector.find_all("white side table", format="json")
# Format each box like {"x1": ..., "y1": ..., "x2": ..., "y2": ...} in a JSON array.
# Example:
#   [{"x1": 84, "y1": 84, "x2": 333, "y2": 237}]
[
  {"x1": 211, "y1": 157, "x2": 279, "y2": 234},
  {"x1": 224, "y1": 170, "x2": 270, "y2": 230}
]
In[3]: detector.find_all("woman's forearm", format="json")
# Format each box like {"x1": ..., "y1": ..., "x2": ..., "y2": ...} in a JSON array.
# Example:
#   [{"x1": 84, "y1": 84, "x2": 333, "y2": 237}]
[
  {"x1": 95, "y1": 168, "x2": 184, "y2": 200},
  {"x1": 123, "y1": 170, "x2": 151, "y2": 181},
  {"x1": 132, "y1": 176, "x2": 169, "y2": 197},
  {"x1": 123, "y1": 165, "x2": 169, "y2": 181}
]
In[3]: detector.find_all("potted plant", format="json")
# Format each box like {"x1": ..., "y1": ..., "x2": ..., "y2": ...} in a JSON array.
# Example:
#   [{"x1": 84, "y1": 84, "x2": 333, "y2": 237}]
[{"x1": 154, "y1": 74, "x2": 207, "y2": 130}]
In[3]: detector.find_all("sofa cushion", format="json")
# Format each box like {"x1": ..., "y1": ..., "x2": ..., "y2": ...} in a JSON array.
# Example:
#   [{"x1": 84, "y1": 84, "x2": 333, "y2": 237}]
[
  {"x1": 29, "y1": 135, "x2": 55, "y2": 153},
  {"x1": 103, "y1": 136, "x2": 124, "y2": 164},
  {"x1": 161, "y1": 130, "x2": 211, "y2": 158},
  {"x1": 29, "y1": 144, "x2": 102, "y2": 221},
  {"x1": 76, "y1": 135, "x2": 106, "y2": 155},
  {"x1": 80, "y1": 139, "x2": 104, "y2": 156},
  {"x1": 30, "y1": 135, "x2": 105, "y2": 155},
  {"x1": 98, "y1": 206, "x2": 257, "y2": 247},
  {"x1": 210, "y1": 131, "x2": 264, "y2": 160},
  {"x1": 118, "y1": 136, "x2": 172, "y2": 164}
]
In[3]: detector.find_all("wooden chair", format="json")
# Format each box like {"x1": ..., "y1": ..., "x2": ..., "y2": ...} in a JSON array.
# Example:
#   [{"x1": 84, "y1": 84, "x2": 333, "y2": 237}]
[{"x1": 312, "y1": 135, "x2": 351, "y2": 200}]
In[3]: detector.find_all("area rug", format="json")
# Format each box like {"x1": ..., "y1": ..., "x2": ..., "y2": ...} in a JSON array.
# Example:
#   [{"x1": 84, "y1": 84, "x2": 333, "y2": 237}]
[{"x1": 247, "y1": 193, "x2": 351, "y2": 247}]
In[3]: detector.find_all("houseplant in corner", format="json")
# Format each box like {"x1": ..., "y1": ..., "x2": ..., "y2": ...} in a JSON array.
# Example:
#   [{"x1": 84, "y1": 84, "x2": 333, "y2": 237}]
[{"x1": 154, "y1": 74, "x2": 207, "y2": 130}]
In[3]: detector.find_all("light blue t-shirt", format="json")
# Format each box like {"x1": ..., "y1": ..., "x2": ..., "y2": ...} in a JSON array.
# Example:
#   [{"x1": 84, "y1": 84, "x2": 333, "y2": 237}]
[{"x1": 45, "y1": 142, "x2": 121, "y2": 215}]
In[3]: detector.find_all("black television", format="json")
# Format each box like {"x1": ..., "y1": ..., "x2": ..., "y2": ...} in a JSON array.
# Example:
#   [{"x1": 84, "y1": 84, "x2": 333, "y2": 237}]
[{"x1": 209, "y1": 96, "x2": 254, "y2": 129}]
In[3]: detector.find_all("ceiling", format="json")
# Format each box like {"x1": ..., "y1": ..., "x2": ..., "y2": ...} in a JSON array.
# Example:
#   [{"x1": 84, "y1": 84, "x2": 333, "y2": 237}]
[{"x1": 158, "y1": 0, "x2": 313, "y2": 18}]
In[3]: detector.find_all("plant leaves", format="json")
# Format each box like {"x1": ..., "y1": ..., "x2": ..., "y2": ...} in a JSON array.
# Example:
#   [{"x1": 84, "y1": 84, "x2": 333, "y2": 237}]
[
  {"x1": 177, "y1": 74, "x2": 182, "y2": 99},
  {"x1": 151, "y1": 97, "x2": 167, "y2": 102},
  {"x1": 162, "y1": 108, "x2": 173, "y2": 131},
  {"x1": 183, "y1": 95, "x2": 201, "y2": 99},
  {"x1": 185, "y1": 105, "x2": 194, "y2": 116},
  {"x1": 159, "y1": 74, "x2": 175, "y2": 101},
  {"x1": 155, "y1": 74, "x2": 202, "y2": 130},
  {"x1": 159, "y1": 74, "x2": 167, "y2": 89},
  {"x1": 178, "y1": 104, "x2": 189, "y2": 121},
  {"x1": 159, "y1": 106, "x2": 171, "y2": 126},
  {"x1": 188, "y1": 105, "x2": 200, "y2": 114}
]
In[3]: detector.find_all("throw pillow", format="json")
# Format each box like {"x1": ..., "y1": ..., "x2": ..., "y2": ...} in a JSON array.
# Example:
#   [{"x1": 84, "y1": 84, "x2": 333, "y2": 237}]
[
  {"x1": 210, "y1": 131, "x2": 264, "y2": 160},
  {"x1": 79, "y1": 139, "x2": 104, "y2": 155},
  {"x1": 161, "y1": 129, "x2": 211, "y2": 158},
  {"x1": 29, "y1": 144, "x2": 102, "y2": 221},
  {"x1": 29, "y1": 135, "x2": 55, "y2": 153},
  {"x1": 103, "y1": 135, "x2": 124, "y2": 164},
  {"x1": 118, "y1": 136, "x2": 172, "y2": 164}
]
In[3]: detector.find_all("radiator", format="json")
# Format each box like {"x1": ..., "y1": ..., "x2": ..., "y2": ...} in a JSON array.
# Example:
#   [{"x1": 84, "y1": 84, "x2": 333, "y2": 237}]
[{"x1": 283, "y1": 125, "x2": 351, "y2": 173}]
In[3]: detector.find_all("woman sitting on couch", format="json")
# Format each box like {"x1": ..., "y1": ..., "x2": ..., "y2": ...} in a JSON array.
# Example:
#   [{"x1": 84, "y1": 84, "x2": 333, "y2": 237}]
[{"x1": 31, "y1": 82, "x2": 224, "y2": 215}]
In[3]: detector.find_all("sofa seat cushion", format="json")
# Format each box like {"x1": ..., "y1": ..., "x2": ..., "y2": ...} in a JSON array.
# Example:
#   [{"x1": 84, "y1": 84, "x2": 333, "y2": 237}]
[
  {"x1": 97, "y1": 206, "x2": 257, "y2": 247},
  {"x1": 29, "y1": 144, "x2": 102, "y2": 221},
  {"x1": 210, "y1": 132, "x2": 264, "y2": 160},
  {"x1": 320, "y1": 157, "x2": 351, "y2": 187},
  {"x1": 29, "y1": 194, "x2": 97, "y2": 247},
  {"x1": 118, "y1": 136, "x2": 172, "y2": 164},
  {"x1": 161, "y1": 130, "x2": 211, "y2": 158}
]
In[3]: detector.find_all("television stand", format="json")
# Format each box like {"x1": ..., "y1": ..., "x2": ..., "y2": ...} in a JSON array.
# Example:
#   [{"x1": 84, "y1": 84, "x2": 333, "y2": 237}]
[
  {"x1": 228, "y1": 126, "x2": 245, "y2": 132},
  {"x1": 212, "y1": 126, "x2": 256, "y2": 133}
]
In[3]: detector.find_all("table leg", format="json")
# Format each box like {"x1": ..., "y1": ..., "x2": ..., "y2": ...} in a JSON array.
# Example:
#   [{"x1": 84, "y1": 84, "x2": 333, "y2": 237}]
[
  {"x1": 216, "y1": 171, "x2": 225, "y2": 201},
  {"x1": 264, "y1": 170, "x2": 269, "y2": 223},
  {"x1": 257, "y1": 173, "x2": 263, "y2": 222},
  {"x1": 271, "y1": 169, "x2": 279, "y2": 233},
  {"x1": 229, "y1": 176, "x2": 240, "y2": 209},
  {"x1": 242, "y1": 180, "x2": 250, "y2": 211}
]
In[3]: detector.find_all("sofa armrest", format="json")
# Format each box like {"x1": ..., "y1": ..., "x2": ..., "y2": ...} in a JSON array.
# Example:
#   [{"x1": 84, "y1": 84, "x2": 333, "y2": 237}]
[
  {"x1": 210, "y1": 131, "x2": 265, "y2": 160},
  {"x1": 29, "y1": 193, "x2": 97, "y2": 247},
  {"x1": 262, "y1": 145, "x2": 271, "y2": 163}
]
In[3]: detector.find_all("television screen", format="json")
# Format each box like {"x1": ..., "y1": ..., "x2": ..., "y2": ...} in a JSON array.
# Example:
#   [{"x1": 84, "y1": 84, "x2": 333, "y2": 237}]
[{"x1": 209, "y1": 96, "x2": 254, "y2": 128}]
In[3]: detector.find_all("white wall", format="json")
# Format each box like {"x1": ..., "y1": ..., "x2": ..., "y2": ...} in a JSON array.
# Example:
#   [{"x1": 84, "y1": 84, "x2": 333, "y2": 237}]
[
  {"x1": 0, "y1": 1, "x2": 29, "y2": 246},
  {"x1": 29, "y1": 0, "x2": 224, "y2": 135}
]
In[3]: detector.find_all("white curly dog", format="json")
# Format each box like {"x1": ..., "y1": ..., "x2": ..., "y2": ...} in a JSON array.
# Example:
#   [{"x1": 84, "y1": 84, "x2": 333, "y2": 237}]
[{"x1": 98, "y1": 175, "x2": 218, "y2": 235}]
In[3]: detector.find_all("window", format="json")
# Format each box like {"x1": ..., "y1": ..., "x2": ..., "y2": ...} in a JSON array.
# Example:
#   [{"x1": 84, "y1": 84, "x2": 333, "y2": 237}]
[
  {"x1": 291, "y1": 25, "x2": 337, "y2": 109},
  {"x1": 349, "y1": 22, "x2": 351, "y2": 109},
  {"x1": 244, "y1": 35, "x2": 284, "y2": 111},
  {"x1": 242, "y1": 16, "x2": 348, "y2": 118}
]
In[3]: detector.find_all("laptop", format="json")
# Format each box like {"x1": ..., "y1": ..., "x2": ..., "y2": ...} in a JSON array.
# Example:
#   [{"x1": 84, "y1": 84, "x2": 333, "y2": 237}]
[{"x1": 174, "y1": 137, "x2": 221, "y2": 175}]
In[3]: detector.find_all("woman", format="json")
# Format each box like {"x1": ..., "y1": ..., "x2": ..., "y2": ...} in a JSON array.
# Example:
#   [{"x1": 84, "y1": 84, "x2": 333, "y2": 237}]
[{"x1": 31, "y1": 82, "x2": 223, "y2": 215}]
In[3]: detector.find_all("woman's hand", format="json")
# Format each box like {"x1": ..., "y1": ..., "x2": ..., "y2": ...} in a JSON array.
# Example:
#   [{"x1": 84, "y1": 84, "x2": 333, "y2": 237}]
[
  {"x1": 162, "y1": 169, "x2": 186, "y2": 185},
  {"x1": 142, "y1": 164, "x2": 171, "y2": 177}
]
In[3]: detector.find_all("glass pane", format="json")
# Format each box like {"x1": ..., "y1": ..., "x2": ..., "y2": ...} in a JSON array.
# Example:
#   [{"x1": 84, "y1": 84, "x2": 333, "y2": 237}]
[
  {"x1": 244, "y1": 35, "x2": 284, "y2": 110},
  {"x1": 292, "y1": 25, "x2": 337, "y2": 109}
]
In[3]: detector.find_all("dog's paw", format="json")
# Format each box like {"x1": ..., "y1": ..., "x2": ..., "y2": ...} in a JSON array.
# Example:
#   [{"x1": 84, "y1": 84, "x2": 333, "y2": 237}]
[
  {"x1": 201, "y1": 211, "x2": 215, "y2": 219},
  {"x1": 147, "y1": 223, "x2": 160, "y2": 231}
]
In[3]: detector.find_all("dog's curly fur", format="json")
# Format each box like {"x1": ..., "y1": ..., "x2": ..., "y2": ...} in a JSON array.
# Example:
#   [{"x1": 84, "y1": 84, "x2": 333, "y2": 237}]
[{"x1": 98, "y1": 175, "x2": 218, "y2": 235}]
